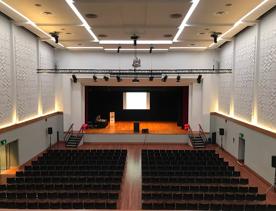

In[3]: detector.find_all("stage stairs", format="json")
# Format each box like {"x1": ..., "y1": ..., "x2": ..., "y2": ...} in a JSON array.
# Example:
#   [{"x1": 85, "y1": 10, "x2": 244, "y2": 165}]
[
  {"x1": 188, "y1": 124, "x2": 207, "y2": 149},
  {"x1": 64, "y1": 124, "x2": 84, "y2": 148}
]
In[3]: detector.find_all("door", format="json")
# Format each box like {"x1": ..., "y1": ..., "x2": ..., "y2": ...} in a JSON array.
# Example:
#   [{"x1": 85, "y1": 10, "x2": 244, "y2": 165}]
[
  {"x1": 238, "y1": 137, "x2": 245, "y2": 163},
  {"x1": 0, "y1": 145, "x2": 7, "y2": 173}
]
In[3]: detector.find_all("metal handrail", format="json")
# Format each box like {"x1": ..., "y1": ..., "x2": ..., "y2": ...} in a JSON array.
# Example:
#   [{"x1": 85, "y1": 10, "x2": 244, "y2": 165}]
[
  {"x1": 199, "y1": 124, "x2": 208, "y2": 143},
  {"x1": 64, "y1": 123, "x2": 74, "y2": 143}
]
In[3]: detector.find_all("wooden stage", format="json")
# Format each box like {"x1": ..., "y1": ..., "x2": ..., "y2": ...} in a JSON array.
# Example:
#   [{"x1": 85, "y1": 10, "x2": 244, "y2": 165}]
[{"x1": 83, "y1": 121, "x2": 188, "y2": 135}]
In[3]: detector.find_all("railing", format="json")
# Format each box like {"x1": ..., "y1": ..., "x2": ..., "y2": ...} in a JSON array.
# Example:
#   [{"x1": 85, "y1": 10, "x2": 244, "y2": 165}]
[
  {"x1": 199, "y1": 124, "x2": 208, "y2": 143},
  {"x1": 187, "y1": 124, "x2": 194, "y2": 139},
  {"x1": 64, "y1": 123, "x2": 74, "y2": 143}
]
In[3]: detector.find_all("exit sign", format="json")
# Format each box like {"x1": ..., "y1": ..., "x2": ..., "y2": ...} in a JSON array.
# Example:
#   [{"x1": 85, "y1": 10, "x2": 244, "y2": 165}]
[{"x1": 0, "y1": 139, "x2": 7, "y2": 145}]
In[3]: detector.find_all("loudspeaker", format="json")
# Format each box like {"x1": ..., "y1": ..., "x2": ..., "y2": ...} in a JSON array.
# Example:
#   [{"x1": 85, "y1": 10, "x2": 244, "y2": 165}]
[
  {"x1": 212, "y1": 132, "x2": 216, "y2": 144},
  {"x1": 272, "y1": 156, "x2": 276, "y2": 168},
  {"x1": 219, "y1": 128, "x2": 224, "y2": 136},
  {"x1": 134, "y1": 121, "x2": 139, "y2": 133},
  {"x1": 142, "y1": 128, "x2": 149, "y2": 134},
  {"x1": 47, "y1": 127, "x2": 53, "y2": 135}
]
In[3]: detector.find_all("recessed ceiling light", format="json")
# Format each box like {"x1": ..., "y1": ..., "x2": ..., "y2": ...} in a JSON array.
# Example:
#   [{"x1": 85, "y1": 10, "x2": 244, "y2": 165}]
[
  {"x1": 205, "y1": 28, "x2": 209, "y2": 31},
  {"x1": 85, "y1": 13, "x2": 98, "y2": 19},
  {"x1": 164, "y1": 34, "x2": 173, "y2": 38},
  {"x1": 66, "y1": 32, "x2": 72, "y2": 35},
  {"x1": 78, "y1": 43, "x2": 82, "y2": 46},
  {"x1": 99, "y1": 34, "x2": 107, "y2": 38},
  {"x1": 215, "y1": 11, "x2": 226, "y2": 16},
  {"x1": 190, "y1": 43, "x2": 195, "y2": 46},
  {"x1": 43, "y1": 11, "x2": 52, "y2": 15},
  {"x1": 199, "y1": 32, "x2": 205, "y2": 35},
  {"x1": 225, "y1": 3, "x2": 232, "y2": 7},
  {"x1": 170, "y1": 13, "x2": 182, "y2": 19},
  {"x1": 34, "y1": 3, "x2": 42, "y2": 7},
  {"x1": 61, "y1": 28, "x2": 65, "y2": 31}
]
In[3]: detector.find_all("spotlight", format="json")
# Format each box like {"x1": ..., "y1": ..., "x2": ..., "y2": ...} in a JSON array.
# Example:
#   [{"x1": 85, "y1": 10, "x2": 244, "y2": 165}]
[
  {"x1": 210, "y1": 32, "x2": 221, "y2": 43},
  {"x1": 149, "y1": 46, "x2": 154, "y2": 54},
  {"x1": 117, "y1": 46, "x2": 121, "y2": 53},
  {"x1": 131, "y1": 34, "x2": 139, "y2": 46},
  {"x1": 161, "y1": 75, "x2": 168, "y2": 82},
  {"x1": 197, "y1": 75, "x2": 202, "y2": 83},
  {"x1": 116, "y1": 75, "x2": 122, "y2": 82},
  {"x1": 72, "y1": 75, "x2": 77, "y2": 83},
  {"x1": 149, "y1": 75, "x2": 154, "y2": 81},
  {"x1": 93, "y1": 75, "x2": 97, "y2": 82},
  {"x1": 103, "y1": 75, "x2": 109, "y2": 81},
  {"x1": 50, "y1": 31, "x2": 59, "y2": 43},
  {"x1": 132, "y1": 77, "x2": 140, "y2": 83},
  {"x1": 176, "y1": 75, "x2": 181, "y2": 82}
]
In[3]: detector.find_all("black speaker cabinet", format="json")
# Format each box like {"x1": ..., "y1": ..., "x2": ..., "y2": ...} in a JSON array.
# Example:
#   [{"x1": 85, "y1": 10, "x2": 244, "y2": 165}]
[
  {"x1": 142, "y1": 128, "x2": 149, "y2": 134},
  {"x1": 47, "y1": 127, "x2": 53, "y2": 135},
  {"x1": 272, "y1": 156, "x2": 276, "y2": 168},
  {"x1": 134, "y1": 121, "x2": 139, "y2": 133},
  {"x1": 212, "y1": 132, "x2": 216, "y2": 144},
  {"x1": 219, "y1": 128, "x2": 224, "y2": 136}
]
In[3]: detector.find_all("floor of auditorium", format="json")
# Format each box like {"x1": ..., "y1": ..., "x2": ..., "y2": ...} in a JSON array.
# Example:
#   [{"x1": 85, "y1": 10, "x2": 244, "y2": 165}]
[
  {"x1": 1, "y1": 142, "x2": 276, "y2": 210},
  {"x1": 83, "y1": 121, "x2": 188, "y2": 134}
]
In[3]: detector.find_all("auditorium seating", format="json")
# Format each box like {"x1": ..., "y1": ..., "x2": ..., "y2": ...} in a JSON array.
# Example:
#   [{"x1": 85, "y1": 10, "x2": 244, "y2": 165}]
[
  {"x1": 142, "y1": 150, "x2": 274, "y2": 210},
  {"x1": 0, "y1": 149, "x2": 127, "y2": 209}
]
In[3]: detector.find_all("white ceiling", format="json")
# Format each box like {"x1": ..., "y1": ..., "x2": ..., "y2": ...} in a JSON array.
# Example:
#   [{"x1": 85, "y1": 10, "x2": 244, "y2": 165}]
[{"x1": 1, "y1": 0, "x2": 275, "y2": 51}]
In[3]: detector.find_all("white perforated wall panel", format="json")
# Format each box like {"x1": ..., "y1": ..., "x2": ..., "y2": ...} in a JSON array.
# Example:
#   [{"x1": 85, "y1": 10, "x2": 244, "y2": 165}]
[
  {"x1": 218, "y1": 42, "x2": 233, "y2": 114},
  {"x1": 14, "y1": 27, "x2": 38, "y2": 121},
  {"x1": 0, "y1": 16, "x2": 13, "y2": 126},
  {"x1": 233, "y1": 27, "x2": 256, "y2": 122}
]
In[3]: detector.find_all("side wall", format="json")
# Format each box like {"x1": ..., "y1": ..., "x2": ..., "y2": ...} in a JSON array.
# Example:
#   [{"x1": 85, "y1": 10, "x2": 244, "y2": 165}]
[
  {"x1": 55, "y1": 50, "x2": 219, "y2": 131},
  {"x1": 214, "y1": 8, "x2": 276, "y2": 185}
]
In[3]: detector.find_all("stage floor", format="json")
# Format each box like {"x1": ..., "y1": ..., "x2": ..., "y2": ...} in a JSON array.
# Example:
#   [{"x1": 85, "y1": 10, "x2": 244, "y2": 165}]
[{"x1": 84, "y1": 121, "x2": 188, "y2": 135}]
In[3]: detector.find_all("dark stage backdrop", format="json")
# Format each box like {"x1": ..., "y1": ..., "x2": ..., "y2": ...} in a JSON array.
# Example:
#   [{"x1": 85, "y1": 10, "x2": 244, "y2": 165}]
[{"x1": 85, "y1": 86, "x2": 189, "y2": 126}]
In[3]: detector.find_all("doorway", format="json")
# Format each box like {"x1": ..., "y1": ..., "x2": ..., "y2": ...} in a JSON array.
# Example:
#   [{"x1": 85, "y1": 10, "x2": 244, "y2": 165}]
[
  {"x1": 238, "y1": 137, "x2": 245, "y2": 163},
  {"x1": 0, "y1": 140, "x2": 19, "y2": 173}
]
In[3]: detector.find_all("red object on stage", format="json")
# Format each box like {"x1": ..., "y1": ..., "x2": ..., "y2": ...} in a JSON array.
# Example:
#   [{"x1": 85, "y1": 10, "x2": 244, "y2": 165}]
[{"x1": 184, "y1": 124, "x2": 190, "y2": 130}]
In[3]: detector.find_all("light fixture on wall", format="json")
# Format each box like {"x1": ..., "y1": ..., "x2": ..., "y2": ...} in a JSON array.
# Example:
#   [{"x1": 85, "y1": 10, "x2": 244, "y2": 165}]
[
  {"x1": 103, "y1": 75, "x2": 109, "y2": 81},
  {"x1": 93, "y1": 75, "x2": 97, "y2": 82},
  {"x1": 197, "y1": 75, "x2": 202, "y2": 83},
  {"x1": 117, "y1": 46, "x2": 121, "y2": 53},
  {"x1": 161, "y1": 75, "x2": 168, "y2": 82},
  {"x1": 210, "y1": 32, "x2": 222, "y2": 43},
  {"x1": 149, "y1": 46, "x2": 154, "y2": 54},
  {"x1": 72, "y1": 75, "x2": 77, "y2": 83},
  {"x1": 116, "y1": 75, "x2": 122, "y2": 82},
  {"x1": 50, "y1": 31, "x2": 59, "y2": 43},
  {"x1": 176, "y1": 74, "x2": 181, "y2": 82}
]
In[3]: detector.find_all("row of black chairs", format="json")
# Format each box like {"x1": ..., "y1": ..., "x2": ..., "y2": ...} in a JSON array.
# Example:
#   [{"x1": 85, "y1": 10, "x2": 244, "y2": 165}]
[
  {"x1": 142, "y1": 184, "x2": 258, "y2": 193},
  {"x1": 1, "y1": 183, "x2": 120, "y2": 191},
  {"x1": 31, "y1": 160, "x2": 125, "y2": 165},
  {"x1": 142, "y1": 170, "x2": 240, "y2": 177},
  {"x1": 0, "y1": 201, "x2": 117, "y2": 209},
  {"x1": 142, "y1": 192, "x2": 266, "y2": 201},
  {"x1": 143, "y1": 177, "x2": 249, "y2": 185},
  {"x1": 16, "y1": 170, "x2": 123, "y2": 177},
  {"x1": 142, "y1": 202, "x2": 276, "y2": 211},
  {"x1": 0, "y1": 191, "x2": 119, "y2": 200},
  {"x1": 25, "y1": 164, "x2": 124, "y2": 171},
  {"x1": 142, "y1": 165, "x2": 234, "y2": 171},
  {"x1": 7, "y1": 176, "x2": 122, "y2": 184}
]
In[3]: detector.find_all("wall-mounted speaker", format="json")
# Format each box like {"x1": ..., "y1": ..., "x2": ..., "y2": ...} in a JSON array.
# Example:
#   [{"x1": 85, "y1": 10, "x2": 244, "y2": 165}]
[
  {"x1": 219, "y1": 128, "x2": 224, "y2": 136},
  {"x1": 272, "y1": 156, "x2": 276, "y2": 168},
  {"x1": 47, "y1": 127, "x2": 53, "y2": 135}
]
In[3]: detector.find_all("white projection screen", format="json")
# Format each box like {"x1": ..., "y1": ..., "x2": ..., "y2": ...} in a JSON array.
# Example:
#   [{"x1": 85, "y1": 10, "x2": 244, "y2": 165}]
[{"x1": 123, "y1": 92, "x2": 150, "y2": 110}]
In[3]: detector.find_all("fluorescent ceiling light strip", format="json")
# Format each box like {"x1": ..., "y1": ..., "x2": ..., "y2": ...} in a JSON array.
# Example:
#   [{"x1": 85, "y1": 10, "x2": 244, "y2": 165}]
[
  {"x1": 65, "y1": 0, "x2": 98, "y2": 41},
  {"x1": 213, "y1": 0, "x2": 270, "y2": 43},
  {"x1": 170, "y1": 46, "x2": 207, "y2": 49},
  {"x1": 100, "y1": 40, "x2": 172, "y2": 45},
  {"x1": 0, "y1": 1, "x2": 52, "y2": 39},
  {"x1": 104, "y1": 48, "x2": 168, "y2": 51},
  {"x1": 67, "y1": 46, "x2": 103, "y2": 49},
  {"x1": 173, "y1": 0, "x2": 200, "y2": 42}
]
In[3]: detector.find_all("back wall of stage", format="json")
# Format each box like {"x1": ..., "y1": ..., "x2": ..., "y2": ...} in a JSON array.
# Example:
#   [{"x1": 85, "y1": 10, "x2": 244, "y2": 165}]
[{"x1": 85, "y1": 86, "x2": 189, "y2": 126}]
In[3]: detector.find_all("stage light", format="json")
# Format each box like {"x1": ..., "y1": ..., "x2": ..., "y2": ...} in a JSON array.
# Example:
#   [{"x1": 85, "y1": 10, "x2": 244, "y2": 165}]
[
  {"x1": 132, "y1": 77, "x2": 140, "y2": 83},
  {"x1": 72, "y1": 75, "x2": 77, "y2": 83},
  {"x1": 161, "y1": 75, "x2": 168, "y2": 82},
  {"x1": 116, "y1": 75, "x2": 122, "y2": 82},
  {"x1": 103, "y1": 75, "x2": 109, "y2": 81},
  {"x1": 50, "y1": 31, "x2": 59, "y2": 43},
  {"x1": 210, "y1": 32, "x2": 221, "y2": 43},
  {"x1": 117, "y1": 46, "x2": 121, "y2": 53},
  {"x1": 176, "y1": 75, "x2": 181, "y2": 82},
  {"x1": 131, "y1": 34, "x2": 139, "y2": 46},
  {"x1": 93, "y1": 75, "x2": 97, "y2": 82},
  {"x1": 149, "y1": 46, "x2": 154, "y2": 54},
  {"x1": 149, "y1": 75, "x2": 154, "y2": 81},
  {"x1": 197, "y1": 75, "x2": 202, "y2": 83}
]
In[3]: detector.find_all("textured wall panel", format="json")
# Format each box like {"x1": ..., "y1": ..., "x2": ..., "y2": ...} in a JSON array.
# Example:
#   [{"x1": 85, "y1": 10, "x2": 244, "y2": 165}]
[
  {"x1": 0, "y1": 16, "x2": 13, "y2": 126},
  {"x1": 234, "y1": 28, "x2": 256, "y2": 122},
  {"x1": 218, "y1": 42, "x2": 233, "y2": 114},
  {"x1": 39, "y1": 42, "x2": 55, "y2": 113},
  {"x1": 257, "y1": 12, "x2": 276, "y2": 130},
  {"x1": 14, "y1": 27, "x2": 38, "y2": 121}
]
